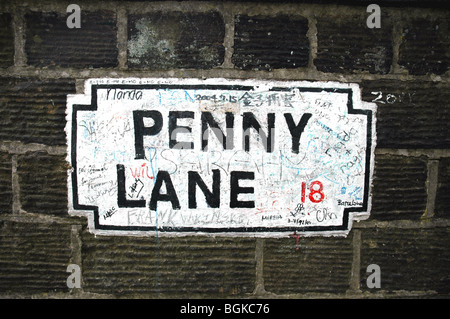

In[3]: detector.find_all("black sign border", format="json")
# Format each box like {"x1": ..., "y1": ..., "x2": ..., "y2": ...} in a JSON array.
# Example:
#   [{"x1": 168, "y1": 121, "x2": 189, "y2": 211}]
[{"x1": 70, "y1": 83, "x2": 373, "y2": 234}]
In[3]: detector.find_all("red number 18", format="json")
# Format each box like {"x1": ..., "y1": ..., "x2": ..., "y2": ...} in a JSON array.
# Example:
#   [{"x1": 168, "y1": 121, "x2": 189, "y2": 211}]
[{"x1": 301, "y1": 181, "x2": 325, "y2": 203}]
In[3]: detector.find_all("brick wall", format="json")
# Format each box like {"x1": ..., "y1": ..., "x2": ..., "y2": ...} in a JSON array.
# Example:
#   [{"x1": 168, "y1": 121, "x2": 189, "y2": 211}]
[{"x1": 0, "y1": 0, "x2": 449, "y2": 299}]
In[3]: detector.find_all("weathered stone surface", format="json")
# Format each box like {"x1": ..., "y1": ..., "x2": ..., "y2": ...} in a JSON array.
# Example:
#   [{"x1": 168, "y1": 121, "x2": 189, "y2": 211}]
[
  {"x1": 435, "y1": 158, "x2": 450, "y2": 218},
  {"x1": 398, "y1": 17, "x2": 449, "y2": 75},
  {"x1": 0, "y1": 152, "x2": 12, "y2": 214},
  {"x1": 25, "y1": 11, "x2": 118, "y2": 68},
  {"x1": 361, "y1": 228, "x2": 450, "y2": 294},
  {"x1": 232, "y1": 14, "x2": 309, "y2": 70},
  {"x1": 361, "y1": 80, "x2": 450, "y2": 149},
  {"x1": 371, "y1": 154, "x2": 427, "y2": 220},
  {"x1": 128, "y1": 11, "x2": 225, "y2": 69},
  {"x1": 0, "y1": 77, "x2": 76, "y2": 146},
  {"x1": 17, "y1": 152, "x2": 68, "y2": 215},
  {"x1": 0, "y1": 0, "x2": 448, "y2": 299},
  {"x1": 81, "y1": 231, "x2": 255, "y2": 297},
  {"x1": 0, "y1": 13, "x2": 14, "y2": 68},
  {"x1": 315, "y1": 13, "x2": 393, "y2": 74},
  {"x1": 263, "y1": 235, "x2": 353, "y2": 294},
  {"x1": 0, "y1": 221, "x2": 72, "y2": 294}
]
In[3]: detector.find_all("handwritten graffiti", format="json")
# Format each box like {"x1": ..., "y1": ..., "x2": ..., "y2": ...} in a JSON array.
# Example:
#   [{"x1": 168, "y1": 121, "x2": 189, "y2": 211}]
[
  {"x1": 314, "y1": 207, "x2": 337, "y2": 223},
  {"x1": 66, "y1": 78, "x2": 376, "y2": 237},
  {"x1": 370, "y1": 91, "x2": 415, "y2": 104}
]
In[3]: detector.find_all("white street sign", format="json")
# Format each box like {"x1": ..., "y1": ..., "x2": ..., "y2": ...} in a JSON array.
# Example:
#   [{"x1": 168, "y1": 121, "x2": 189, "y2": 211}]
[{"x1": 66, "y1": 78, "x2": 376, "y2": 237}]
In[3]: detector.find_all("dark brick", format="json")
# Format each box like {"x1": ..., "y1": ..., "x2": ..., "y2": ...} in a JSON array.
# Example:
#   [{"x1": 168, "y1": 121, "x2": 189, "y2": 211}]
[
  {"x1": 315, "y1": 13, "x2": 393, "y2": 74},
  {"x1": 361, "y1": 80, "x2": 450, "y2": 149},
  {"x1": 0, "y1": 13, "x2": 14, "y2": 68},
  {"x1": 25, "y1": 11, "x2": 118, "y2": 68},
  {"x1": 399, "y1": 17, "x2": 449, "y2": 75},
  {"x1": 0, "y1": 77, "x2": 76, "y2": 145},
  {"x1": 232, "y1": 14, "x2": 309, "y2": 71},
  {"x1": 0, "y1": 221, "x2": 72, "y2": 294},
  {"x1": 361, "y1": 228, "x2": 450, "y2": 294},
  {"x1": 128, "y1": 11, "x2": 225, "y2": 69},
  {"x1": 264, "y1": 235, "x2": 353, "y2": 294},
  {"x1": 371, "y1": 154, "x2": 427, "y2": 221},
  {"x1": 17, "y1": 152, "x2": 68, "y2": 216},
  {"x1": 435, "y1": 158, "x2": 450, "y2": 218},
  {"x1": 0, "y1": 152, "x2": 12, "y2": 214},
  {"x1": 81, "y1": 231, "x2": 255, "y2": 297}
]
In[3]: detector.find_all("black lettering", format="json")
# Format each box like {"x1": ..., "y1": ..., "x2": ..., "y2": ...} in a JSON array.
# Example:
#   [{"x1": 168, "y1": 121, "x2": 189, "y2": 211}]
[
  {"x1": 169, "y1": 111, "x2": 194, "y2": 149},
  {"x1": 230, "y1": 171, "x2": 255, "y2": 208},
  {"x1": 116, "y1": 164, "x2": 146, "y2": 208},
  {"x1": 243, "y1": 112, "x2": 275, "y2": 153},
  {"x1": 201, "y1": 112, "x2": 234, "y2": 151},
  {"x1": 188, "y1": 169, "x2": 220, "y2": 208},
  {"x1": 133, "y1": 110, "x2": 163, "y2": 159},
  {"x1": 284, "y1": 113, "x2": 312, "y2": 153},
  {"x1": 107, "y1": 88, "x2": 114, "y2": 100},
  {"x1": 149, "y1": 170, "x2": 180, "y2": 210}
]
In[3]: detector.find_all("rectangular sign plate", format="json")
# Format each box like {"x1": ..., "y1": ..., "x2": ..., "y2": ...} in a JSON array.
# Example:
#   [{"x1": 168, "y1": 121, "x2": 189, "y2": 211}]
[{"x1": 66, "y1": 78, "x2": 376, "y2": 237}]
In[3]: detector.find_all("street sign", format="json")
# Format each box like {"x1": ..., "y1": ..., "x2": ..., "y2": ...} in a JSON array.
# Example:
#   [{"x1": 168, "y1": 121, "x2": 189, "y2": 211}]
[{"x1": 66, "y1": 78, "x2": 376, "y2": 237}]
